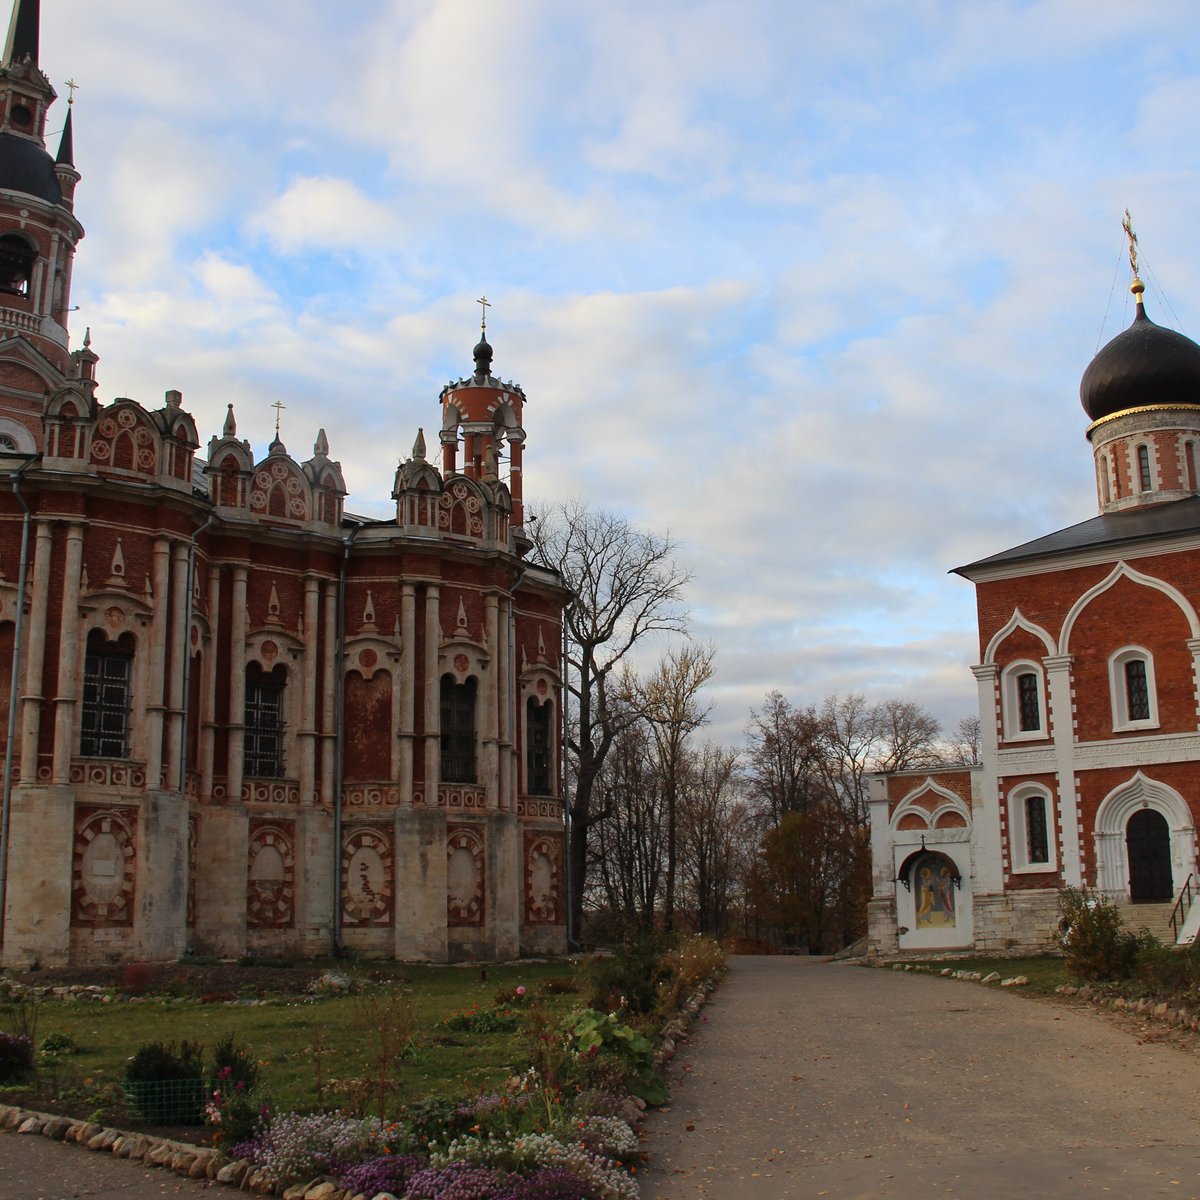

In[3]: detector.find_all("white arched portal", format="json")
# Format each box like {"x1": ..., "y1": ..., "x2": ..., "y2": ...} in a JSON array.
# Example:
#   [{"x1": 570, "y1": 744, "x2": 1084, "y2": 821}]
[{"x1": 1093, "y1": 772, "x2": 1196, "y2": 901}]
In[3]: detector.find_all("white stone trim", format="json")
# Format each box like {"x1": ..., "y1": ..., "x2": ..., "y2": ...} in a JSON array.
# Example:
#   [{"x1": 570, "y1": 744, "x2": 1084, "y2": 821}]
[
  {"x1": 999, "y1": 658, "x2": 1048, "y2": 742},
  {"x1": 1093, "y1": 771, "x2": 1196, "y2": 900},
  {"x1": 983, "y1": 608, "x2": 1056, "y2": 664},
  {"x1": 1005, "y1": 782, "x2": 1057, "y2": 873},
  {"x1": 1061, "y1": 561, "x2": 1200, "y2": 651},
  {"x1": 1107, "y1": 644, "x2": 1159, "y2": 731}
]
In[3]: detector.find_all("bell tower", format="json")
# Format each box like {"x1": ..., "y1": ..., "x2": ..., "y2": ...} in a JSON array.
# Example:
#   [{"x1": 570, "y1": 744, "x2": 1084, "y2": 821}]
[
  {"x1": 439, "y1": 298, "x2": 528, "y2": 532},
  {"x1": 0, "y1": 0, "x2": 85, "y2": 449}
]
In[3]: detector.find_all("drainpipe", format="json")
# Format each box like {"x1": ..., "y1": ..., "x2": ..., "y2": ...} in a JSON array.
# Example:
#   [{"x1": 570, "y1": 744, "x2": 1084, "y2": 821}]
[
  {"x1": 331, "y1": 522, "x2": 362, "y2": 955},
  {"x1": 562, "y1": 601, "x2": 574, "y2": 950},
  {"x1": 178, "y1": 514, "x2": 214, "y2": 793},
  {"x1": 0, "y1": 454, "x2": 40, "y2": 946}
]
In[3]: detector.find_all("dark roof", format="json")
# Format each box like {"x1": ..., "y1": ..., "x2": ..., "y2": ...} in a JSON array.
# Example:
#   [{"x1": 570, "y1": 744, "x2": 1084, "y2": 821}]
[
  {"x1": 0, "y1": 130, "x2": 59, "y2": 203},
  {"x1": 1080, "y1": 296, "x2": 1200, "y2": 422},
  {"x1": 954, "y1": 494, "x2": 1200, "y2": 576},
  {"x1": 5, "y1": 0, "x2": 38, "y2": 66},
  {"x1": 54, "y1": 105, "x2": 71, "y2": 167}
]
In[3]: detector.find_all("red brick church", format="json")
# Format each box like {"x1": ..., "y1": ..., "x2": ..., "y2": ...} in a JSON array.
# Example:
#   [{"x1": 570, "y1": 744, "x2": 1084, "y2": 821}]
[
  {"x1": 0, "y1": 0, "x2": 568, "y2": 967},
  {"x1": 870, "y1": 231, "x2": 1200, "y2": 954}
]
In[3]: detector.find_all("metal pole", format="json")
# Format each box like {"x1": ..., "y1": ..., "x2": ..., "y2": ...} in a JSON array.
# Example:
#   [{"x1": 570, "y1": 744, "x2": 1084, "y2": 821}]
[
  {"x1": 0, "y1": 454, "x2": 39, "y2": 945},
  {"x1": 178, "y1": 514, "x2": 214, "y2": 792}
]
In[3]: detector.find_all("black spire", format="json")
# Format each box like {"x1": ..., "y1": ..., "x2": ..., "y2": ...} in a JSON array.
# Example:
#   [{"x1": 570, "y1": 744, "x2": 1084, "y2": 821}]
[
  {"x1": 55, "y1": 104, "x2": 72, "y2": 165},
  {"x1": 4, "y1": 0, "x2": 38, "y2": 67}
]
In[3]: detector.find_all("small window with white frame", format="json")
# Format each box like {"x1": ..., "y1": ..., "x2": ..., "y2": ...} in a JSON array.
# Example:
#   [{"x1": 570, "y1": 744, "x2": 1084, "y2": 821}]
[
  {"x1": 1001, "y1": 660, "x2": 1047, "y2": 741},
  {"x1": 1136, "y1": 443, "x2": 1154, "y2": 493},
  {"x1": 1007, "y1": 785, "x2": 1056, "y2": 872},
  {"x1": 1108, "y1": 646, "x2": 1158, "y2": 730}
]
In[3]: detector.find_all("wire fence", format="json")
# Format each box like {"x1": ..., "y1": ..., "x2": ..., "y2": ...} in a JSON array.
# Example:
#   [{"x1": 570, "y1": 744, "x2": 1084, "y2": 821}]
[{"x1": 123, "y1": 1078, "x2": 207, "y2": 1125}]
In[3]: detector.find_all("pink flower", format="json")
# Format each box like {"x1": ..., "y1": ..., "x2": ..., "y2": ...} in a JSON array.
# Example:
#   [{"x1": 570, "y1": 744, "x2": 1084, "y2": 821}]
[{"x1": 516, "y1": 986, "x2": 526, "y2": 997}]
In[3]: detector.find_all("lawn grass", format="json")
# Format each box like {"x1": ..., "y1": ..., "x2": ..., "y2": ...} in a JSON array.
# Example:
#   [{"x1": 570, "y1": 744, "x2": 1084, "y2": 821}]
[
  {"x1": 2, "y1": 959, "x2": 583, "y2": 1123},
  {"x1": 893, "y1": 955, "x2": 1068, "y2": 995}
]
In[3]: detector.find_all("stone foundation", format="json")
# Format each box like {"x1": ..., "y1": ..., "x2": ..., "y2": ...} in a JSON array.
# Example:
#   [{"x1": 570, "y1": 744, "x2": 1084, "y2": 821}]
[{"x1": 972, "y1": 890, "x2": 1061, "y2": 954}]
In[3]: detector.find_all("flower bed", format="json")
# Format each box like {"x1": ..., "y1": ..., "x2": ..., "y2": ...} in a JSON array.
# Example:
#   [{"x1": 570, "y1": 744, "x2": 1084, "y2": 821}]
[{"x1": 0, "y1": 936, "x2": 727, "y2": 1198}]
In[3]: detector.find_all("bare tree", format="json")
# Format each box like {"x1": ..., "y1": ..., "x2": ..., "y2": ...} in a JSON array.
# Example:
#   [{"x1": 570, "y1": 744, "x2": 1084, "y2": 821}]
[
  {"x1": 631, "y1": 642, "x2": 715, "y2": 928},
  {"x1": 591, "y1": 721, "x2": 667, "y2": 928},
  {"x1": 819, "y1": 693, "x2": 941, "y2": 827},
  {"x1": 943, "y1": 714, "x2": 982, "y2": 766},
  {"x1": 529, "y1": 499, "x2": 691, "y2": 942},
  {"x1": 677, "y1": 741, "x2": 750, "y2": 937},
  {"x1": 744, "y1": 691, "x2": 828, "y2": 827},
  {"x1": 744, "y1": 689, "x2": 942, "y2": 952}
]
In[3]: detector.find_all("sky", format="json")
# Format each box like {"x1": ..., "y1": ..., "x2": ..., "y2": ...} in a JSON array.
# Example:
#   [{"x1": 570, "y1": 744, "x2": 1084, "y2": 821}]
[{"x1": 29, "y1": 0, "x2": 1200, "y2": 745}]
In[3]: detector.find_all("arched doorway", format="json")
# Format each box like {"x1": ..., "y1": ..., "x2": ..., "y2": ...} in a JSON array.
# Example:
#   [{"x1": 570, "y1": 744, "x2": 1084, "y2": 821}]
[{"x1": 1126, "y1": 808, "x2": 1173, "y2": 901}]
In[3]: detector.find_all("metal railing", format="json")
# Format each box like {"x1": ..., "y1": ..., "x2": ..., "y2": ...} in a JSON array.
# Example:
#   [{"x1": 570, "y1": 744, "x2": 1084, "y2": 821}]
[{"x1": 1169, "y1": 873, "x2": 1195, "y2": 944}]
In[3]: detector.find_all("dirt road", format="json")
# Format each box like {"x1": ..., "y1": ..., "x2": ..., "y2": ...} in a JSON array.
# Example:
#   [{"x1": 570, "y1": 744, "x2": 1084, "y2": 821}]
[{"x1": 640, "y1": 955, "x2": 1200, "y2": 1200}]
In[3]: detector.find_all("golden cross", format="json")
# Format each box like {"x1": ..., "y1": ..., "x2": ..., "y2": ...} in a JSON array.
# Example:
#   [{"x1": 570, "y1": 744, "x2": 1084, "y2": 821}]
[
  {"x1": 65, "y1": 78, "x2": 78, "y2": 105},
  {"x1": 477, "y1": 295, "x2": 490, "y2": 334},
  {"x1": 271, "y1": 399, "x2": 286, "y2": 438},
  {"x1": 1122, "y1": 208, "x2": 1140, "y2": 280}
]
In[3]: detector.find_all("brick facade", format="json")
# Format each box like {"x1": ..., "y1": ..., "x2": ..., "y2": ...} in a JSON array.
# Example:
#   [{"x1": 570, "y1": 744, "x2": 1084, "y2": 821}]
[
  {"x1": 0, "y1": 5, "x2": 568, "y2": 966},
  {"x1": 869, "y1": 269, "x2": 1200, "y2": 954}
]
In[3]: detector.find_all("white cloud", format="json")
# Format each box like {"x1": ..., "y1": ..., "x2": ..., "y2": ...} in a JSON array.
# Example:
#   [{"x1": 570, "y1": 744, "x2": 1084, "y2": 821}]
[
  {"x1": 250, "y1": 176, "x2": 399, "y2": 254},
  {"x1": 30, "y1": 0, "x2": 1200, "y2": 746}
]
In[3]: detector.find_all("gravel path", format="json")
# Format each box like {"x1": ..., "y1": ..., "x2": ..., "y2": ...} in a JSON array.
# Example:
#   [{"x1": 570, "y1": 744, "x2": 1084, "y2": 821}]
[
  {"x1": 640, "y1": 955, "x2": 1200, "y2": 1200},
  {"x1": 0, "y1": 1127, "x2": 239, "y2": 1198}
]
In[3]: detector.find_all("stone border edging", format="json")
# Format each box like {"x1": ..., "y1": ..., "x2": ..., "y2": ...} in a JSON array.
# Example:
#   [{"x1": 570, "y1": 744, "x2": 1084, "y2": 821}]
[
  {"x1": 1054, "y1": 984, "x2": 1200, "y2": 1033},
  {"x1": 0, "y1": 967, "x2": 728, "y2": 1200}
]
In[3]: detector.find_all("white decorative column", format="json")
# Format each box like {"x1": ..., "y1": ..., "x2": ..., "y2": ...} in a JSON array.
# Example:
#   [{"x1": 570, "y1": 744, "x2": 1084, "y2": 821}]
[
  {"x1": 300, "y1": 574, "x2": 319, "y2": 805},
  {"x1": 199, "y1": 567, "x2": 221, "y2": 799},
  {"x1": 226, "y1": 566, "x2": 248, "y2": 804},
  {"x1": 399, "y1": 582, "x2": 416, "y2": 792},
  {"x1": 50, "y1": 523, "x2": 84, "y2": 783},
  {"x1": 19, "y1": 521, "x2": 53, "y2": 782},
  {"x1": 1044, "y1": 653, "x2": 1081, "y2": 886},
  {"x1": 320, "y1": 580, "x2": 337, "y2": 804},
  {"x1": 424, "y1": 585, "x2": 440, "y2": 793},
  {"x1": 143, "y1": 538, "x2": 171, "y2": 790},
  {"x1": 483, "y1": 591, "x2": 499, "y2": 807},
  {"x1": 164, "y1": 542, "x2": 189, "y2": 788},
  {"x1": 969, "y1": 663, "x2": 1004, "y2": 893},
  {"x1": 497, "y1": 594, "x2": 513, "y2": 812}
]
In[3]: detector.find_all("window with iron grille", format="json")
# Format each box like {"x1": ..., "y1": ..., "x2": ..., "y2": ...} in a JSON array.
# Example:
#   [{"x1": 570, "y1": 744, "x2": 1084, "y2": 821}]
[
  {"x1": 526, "y1": 697, "x2": 552, "y2": 795},
  {"x1": 245, "y1": 663, "x2": 286, "y2": 778},
  {"x1": 81, "y1": 630, "x2": 133, "y2": 758},
  {"x1": 1016, "y1": 671, "x2": 1041, "y2": 732},
  {"x1": 1025, "y1": 794, "x2": 1049, "y2": 865},
  {"x1": 440, "y1": 675, "x2": 476, "y2": 784},
  {"x1": 1125, "y1": 658, "x2": 1150, "y2": 723}
]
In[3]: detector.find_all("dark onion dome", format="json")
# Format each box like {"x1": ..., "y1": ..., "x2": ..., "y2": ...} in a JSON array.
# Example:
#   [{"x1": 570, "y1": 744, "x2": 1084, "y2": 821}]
[
  {"x1": 0, "y1": 129, "x2": 59, "y2": 203},
  {"x1": 1081, "y1": 281, "x2": 1200, "y2": 422},
  {"x1": 473, "y1": 333, "x2": 493, "y2": 377}
]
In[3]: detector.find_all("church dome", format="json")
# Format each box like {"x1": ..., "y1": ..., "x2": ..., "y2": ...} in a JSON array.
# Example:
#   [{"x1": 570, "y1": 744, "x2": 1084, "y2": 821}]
[
  {"x1": 1081, "y1": 283, "x2": 1200, "y2": 423},
  {"x1": 0, "y1": 131, "x2": 60, "y2": 204}
]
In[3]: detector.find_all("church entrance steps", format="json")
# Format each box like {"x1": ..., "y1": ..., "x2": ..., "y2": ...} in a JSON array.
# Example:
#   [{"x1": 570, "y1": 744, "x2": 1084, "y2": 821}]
[{"x1": 1114, "y1": 901, "x2": 1176, "y2": 944}]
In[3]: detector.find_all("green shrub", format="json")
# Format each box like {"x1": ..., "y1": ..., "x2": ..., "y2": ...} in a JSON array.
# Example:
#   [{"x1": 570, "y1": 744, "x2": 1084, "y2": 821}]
[
  {"x1": 1131, "y1": 936, "x2": 1196, "y2": 994},
  {"x1": 1057, "y1": 887, "x2": 1139, "y2": 982},
  {"x1": 123, "y1": 1040, "x2": 205, "y2": 1124},
  {"x1": 564, "y1": 1008, "x2": 667, "y2": 1106},
  {"x1": 580, "y1": 928, "x2": 677, "y2": 1017},
  {"x1": 0, "y1": 1032, "x2": 33, "y2": 1083},
  {"x1": 40, "y1": 1031, "x2": 80, "y2": 1055}
]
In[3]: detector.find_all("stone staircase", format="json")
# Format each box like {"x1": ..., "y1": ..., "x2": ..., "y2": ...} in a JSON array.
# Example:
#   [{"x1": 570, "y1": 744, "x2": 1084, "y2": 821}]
[{"x1": 1114, "y1": 901, "x2": 1177, "y2": 944}]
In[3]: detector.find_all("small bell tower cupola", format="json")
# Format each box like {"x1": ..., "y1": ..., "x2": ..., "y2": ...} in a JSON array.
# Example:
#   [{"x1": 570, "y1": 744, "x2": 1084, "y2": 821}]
[
  {"x1": 0, "y1": 0, "x2": 85, "y2": 386},
  {"x1": 438, "y1": 297, "x2": 528, "y2": 530},
  {"x1": 1082, "y1": 213, "x2": 1200, "y2": 514}
]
